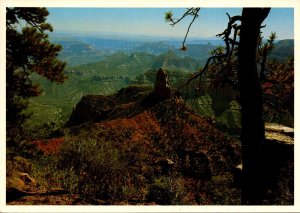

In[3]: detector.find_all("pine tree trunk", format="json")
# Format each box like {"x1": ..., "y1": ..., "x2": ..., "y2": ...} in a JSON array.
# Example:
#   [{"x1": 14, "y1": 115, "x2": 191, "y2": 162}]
[{"x1": 238, "y1": 8, "x2": 270, "y2": 204}]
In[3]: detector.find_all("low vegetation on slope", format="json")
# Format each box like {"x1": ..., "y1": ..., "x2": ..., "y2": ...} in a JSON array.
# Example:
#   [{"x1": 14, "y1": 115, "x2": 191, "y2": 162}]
[
  {"x1": 62, "y1": 91, "x2": 243, "y2": 204},
  {"x1": 7, "y1": 80, "x2": 293, "y2": 205},
  {"x1": 7, "y1": 83, "x2": 242, "y2": 205}
]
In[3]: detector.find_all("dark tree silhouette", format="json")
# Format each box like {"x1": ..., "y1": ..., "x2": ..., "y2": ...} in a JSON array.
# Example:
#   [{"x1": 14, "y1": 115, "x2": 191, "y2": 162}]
[
  {"x1": 238, "y1": 8, "x2": 270, "y2": 204},
  {"x1": 166, "y1": 8, "x2": 271, "y2": 204},
  {"x1": 6, "y1": 8, "x2": 66, "y2": 147}
]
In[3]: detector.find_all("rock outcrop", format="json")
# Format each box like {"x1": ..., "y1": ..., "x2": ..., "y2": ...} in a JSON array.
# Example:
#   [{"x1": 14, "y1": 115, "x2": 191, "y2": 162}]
[
  {"x1": 6, "y1": 156, "x2": 68, "y2": 203},
  {"x1": 6, "y1": 156, "x2": 43, "y2": 202},
  {"x1": 153, "y1": 68, "x2": 171, "y2": 100},
  {"x1": 263, "y1": 123, "x2": 294, "y2": 203},
  {"x1": 67, "y1": 68, "x2": 173, "y2": 127},
  {"x1": 233, "y1": 123, "x2": 294, "y2": 204},
  {"x1": 66, "y1": 94, "x2": 117, "y2": 127},
  {"x1": 66, "y1": 84, "x2": 153, "y2": 127},
  {"x1": 264, "y1": 122, "x2": 294, "y2": 163}
]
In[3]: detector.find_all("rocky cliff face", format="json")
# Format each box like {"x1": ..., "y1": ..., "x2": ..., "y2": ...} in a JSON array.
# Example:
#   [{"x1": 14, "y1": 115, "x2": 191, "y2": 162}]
[{"x1": 66, "y1": 84, "x2": 153, "y2": 127}]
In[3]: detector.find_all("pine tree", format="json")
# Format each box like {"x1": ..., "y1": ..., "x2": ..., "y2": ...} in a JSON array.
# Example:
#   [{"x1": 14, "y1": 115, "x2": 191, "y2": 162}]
[{"x1": 6, "y1": 8, "x2": 66, "y2": 147}]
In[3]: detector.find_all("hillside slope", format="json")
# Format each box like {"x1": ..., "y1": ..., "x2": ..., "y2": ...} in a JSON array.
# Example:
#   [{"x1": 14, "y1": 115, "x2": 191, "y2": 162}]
[
  {"x1": 9, "y1": 79, "x2": 293, "y2": 205},
  {"x1": 60, "y1": 82, "x2": 242, "y2": 204},
  {"x1": 270, "y1": 39, "x2": 294, "y2": 62}
]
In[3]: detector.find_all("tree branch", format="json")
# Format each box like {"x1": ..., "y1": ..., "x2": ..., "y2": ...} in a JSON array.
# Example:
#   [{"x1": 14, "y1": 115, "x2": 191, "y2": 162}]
[
  {"x1": 166, "y1": 8, "x2": 201, "y2": 49},
  {"x1": 176, "y1": 13, "x2": 241, "y2": 92}
]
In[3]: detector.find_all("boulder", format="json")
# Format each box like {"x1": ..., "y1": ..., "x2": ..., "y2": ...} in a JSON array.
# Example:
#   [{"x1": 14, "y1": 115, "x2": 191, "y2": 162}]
[{"x1": 6, "y1": 172, "x2": 43, "y2": 202}]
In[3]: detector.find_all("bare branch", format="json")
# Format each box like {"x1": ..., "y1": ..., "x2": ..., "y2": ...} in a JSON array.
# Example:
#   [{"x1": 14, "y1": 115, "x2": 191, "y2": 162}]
[
  {"x1": 176, "y1": 13, "x2": 241, "y2": 93},
  {"x1": 168, "y1": 8, "x2": 199, "y2": 26},
  {"x1": 181, "y1": 8, "x2": 200, "y2": 49},
  {"x1": 166, "y1": 8, "x2": 201, "y2": 49}
]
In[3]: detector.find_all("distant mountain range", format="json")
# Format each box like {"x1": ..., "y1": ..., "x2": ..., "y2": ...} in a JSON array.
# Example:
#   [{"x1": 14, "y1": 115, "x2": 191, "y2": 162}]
[
  {"x1": 68, "y1": 51, "x2": 155, "y2": 77},
  {"x1": 68, "y1": 50, "x2": 203, "y2": 78},
  {"x1": 51, "y1": 34, "x2": 294, "y2": 67},
  {"x1": 50, "y1": 37, "x2": 109, "y2": 66}
]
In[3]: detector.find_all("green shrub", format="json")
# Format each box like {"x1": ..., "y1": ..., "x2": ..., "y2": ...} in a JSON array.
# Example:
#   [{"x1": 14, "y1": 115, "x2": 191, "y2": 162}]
[
  {"x1": 30, "y1": 156, "x2": 68, "y2": 191},
  {"x1": 146, "y1": 176, "x2": 187, "y2": 205},
  {"x1": 206, "y1": 173, "x2": 241, "y2": 205},
  {"x1": 57, "y1": 137, "x2": 127, "y2": 201}
]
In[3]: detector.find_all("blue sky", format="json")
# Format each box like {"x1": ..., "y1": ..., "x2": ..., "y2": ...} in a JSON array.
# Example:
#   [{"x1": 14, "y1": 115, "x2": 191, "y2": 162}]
[{"x1": 47, "y1": 8, "x2": 294, "y2": 40}]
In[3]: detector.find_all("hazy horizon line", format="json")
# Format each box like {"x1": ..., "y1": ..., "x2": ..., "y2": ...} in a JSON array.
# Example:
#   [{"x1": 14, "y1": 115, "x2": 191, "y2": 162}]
[{"x1": 51, "y1": 30, "x2": 294, "y2": 42}]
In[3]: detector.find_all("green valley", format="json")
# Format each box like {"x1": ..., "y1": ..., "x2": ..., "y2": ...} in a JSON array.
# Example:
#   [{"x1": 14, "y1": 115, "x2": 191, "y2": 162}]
[
  {"x1": 24, "y1": 36, "x2": 294, "y2": 139},
  {"x1": 24, "y1": 47, "x2": 205, "y2": 137}
]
